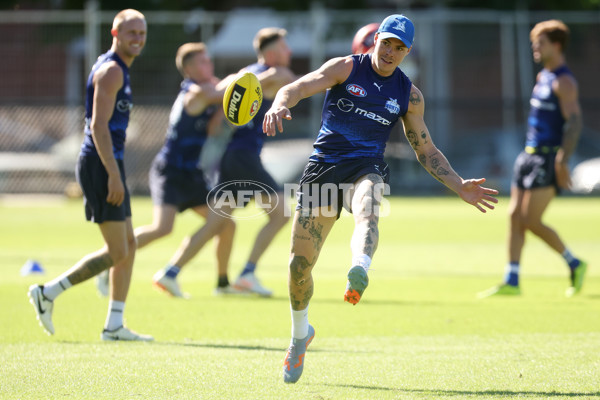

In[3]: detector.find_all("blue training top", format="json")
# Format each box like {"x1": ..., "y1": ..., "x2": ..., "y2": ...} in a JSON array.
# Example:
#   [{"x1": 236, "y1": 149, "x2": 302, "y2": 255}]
[
  {"x1": 226, "y1": 63, "x2": 272, "y2": 155},
  {"x1": 311, "y1": 54, "x2": 412, "y2": 163},
  {"x1": 526, "y1": 65, "x2": 572, "y2": 148},
  {"x1": 155, "y1": 79, "x2": 217, "y2": 170},
  {"x1": 80, "y1": 51, "x2": 132, "y2": 160}
]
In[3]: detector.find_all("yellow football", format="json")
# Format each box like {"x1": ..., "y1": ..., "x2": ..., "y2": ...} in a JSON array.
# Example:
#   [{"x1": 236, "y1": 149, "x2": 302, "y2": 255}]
[{"x1": 223, "y1": 71, "x2": 263, "y2": 126}]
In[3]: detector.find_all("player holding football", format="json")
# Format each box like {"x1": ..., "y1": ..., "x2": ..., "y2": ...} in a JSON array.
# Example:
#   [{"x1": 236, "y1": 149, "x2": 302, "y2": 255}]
[
  {"x1": 147, "y1": 30, "x2": 296, "y2": 298},
  {"x1": 215, "y1": 27, "x2": 297, "y2": 296},
  {"x1": 479, "y1": 20, "x2": 586, "y2": 298},
  {"x1": 263, "y1": 14, "x2": 499, "y2": 383},
  {"x1": 27, "y1": 9, "x2": 153, "y2": 341}
]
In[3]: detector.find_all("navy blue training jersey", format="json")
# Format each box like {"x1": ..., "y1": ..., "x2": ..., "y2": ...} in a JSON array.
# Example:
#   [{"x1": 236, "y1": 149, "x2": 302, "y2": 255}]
[
  {"x1": 311, "y1": 54, "x2": 412, "y2": 163},
  {"x1": 81, "y1": 51, "x2": 132, "y2": 160},
  {"x1": 226, "y1": 63, "x2": 272, "y2": 155},
  {"x1": 526, "y1": 65, "x2": 572, "y2": 148},
  {"x1": 155, "y1": 79, "x2": 216, "y2": 170}
]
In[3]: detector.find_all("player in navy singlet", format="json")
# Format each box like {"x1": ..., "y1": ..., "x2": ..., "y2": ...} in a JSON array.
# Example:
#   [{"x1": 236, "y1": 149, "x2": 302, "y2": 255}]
[
  {"x1": 263, "y1": 14, "x2": 499, "y2": 383},
  {"x1": 95, "y1": 42, "x2": 238, "y2": 299},
  {"x1": 218, "y1": 27, "x2": 296, "y2": 297},
  {"x1": 28, "y1": 10, "x2": 153, "y2": 341},
  {"x1": 480, "y1": 20, "x2": 586, "y2": 299}
]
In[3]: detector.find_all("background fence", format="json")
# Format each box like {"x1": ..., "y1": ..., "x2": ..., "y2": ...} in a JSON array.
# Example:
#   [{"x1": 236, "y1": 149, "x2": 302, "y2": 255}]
[{"x1": 1, "y1": 4, "x2": 599, "y2": 195}]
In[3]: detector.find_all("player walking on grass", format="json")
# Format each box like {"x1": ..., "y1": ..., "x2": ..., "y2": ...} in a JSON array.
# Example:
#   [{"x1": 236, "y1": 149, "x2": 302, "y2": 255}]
[
  {"x1": 262, "y1": 14, "x2": 499, "y2": 383},
  {"x1": 479, "y1": 20, "x2": 587, "y2": 299},
  {"x1": 95, "y1": 43, "x2": 240, "y2": 299},
  {"x1": 27, "y1": 9, "x2": 152, "y2": 341}
]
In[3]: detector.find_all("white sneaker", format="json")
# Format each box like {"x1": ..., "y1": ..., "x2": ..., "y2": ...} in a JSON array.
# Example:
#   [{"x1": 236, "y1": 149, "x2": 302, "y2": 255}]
[
  {"x1": 95, "y1": 269, "x2": 109, "y2": 297},
  {"x1": 27, "y1": 284, "x2": 54, "y2": 335},
  {"x1": 101, "y1": 326, "x2": 154, "y2": 342},
  {"x1": 213, "y1": 285, "x2": 247, "y2": 296},
  {"x1": 234, "y1": 272, "x2": 273, "y2": 297},
  {"x1": 152, "y1": 269, "x2": 188, "y2": 298}
]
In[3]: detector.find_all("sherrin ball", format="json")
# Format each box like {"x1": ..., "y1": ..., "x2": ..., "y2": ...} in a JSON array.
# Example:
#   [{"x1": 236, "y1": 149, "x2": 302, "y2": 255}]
[{"x1": 223, "y1": 71, "x2": 263, "y2": 126}]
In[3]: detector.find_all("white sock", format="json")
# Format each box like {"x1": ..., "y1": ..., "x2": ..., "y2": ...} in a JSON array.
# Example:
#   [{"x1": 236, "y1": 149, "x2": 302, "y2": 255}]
[
  {"x1": 104, "y1": 300, "x2": 125, "y2": 331},
  {"x1": 352, "y1": 254, "x2": 372, "y2": 273},
  {"x1": 291, "y1": 305, "x2": 309, "y2": 339},
  {"x1": 42, "y1": 276, "x2": 72, "y2": 301}
]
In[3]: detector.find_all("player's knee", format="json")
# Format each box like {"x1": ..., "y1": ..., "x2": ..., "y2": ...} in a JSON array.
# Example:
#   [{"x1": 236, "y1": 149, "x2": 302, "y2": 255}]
[
  {"x1": 219, "y1": 218, "x2": 236, "y2": 236},
  {"x1": 270, "y1": 201, "x2": 291, "y2": 226},
  {"x1": 509, "y1": 210, "x2": 525, "y2": 228},
  {"x1": 524, "y1": 218, "x2": 544, "y2": 234},
  {"x1": 154, "y1": 224, "x2": 173, "y2": 238},
  {"x1": 109, "y1": 247, "x2": 129, "y2": 265},
  {"x1": 127, "y1": 236, "x2": 137, "y2": 251}
]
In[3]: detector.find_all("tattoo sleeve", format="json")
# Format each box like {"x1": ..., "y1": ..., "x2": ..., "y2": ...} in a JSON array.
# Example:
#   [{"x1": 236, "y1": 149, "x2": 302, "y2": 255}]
[{"x1": 417, "y1": 150, "x2": 454, "y2": 185}]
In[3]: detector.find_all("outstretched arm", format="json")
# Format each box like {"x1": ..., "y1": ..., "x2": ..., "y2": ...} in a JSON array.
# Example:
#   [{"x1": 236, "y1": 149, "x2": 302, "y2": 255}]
[
  {"x1": 401, "y1": 85, "x2": 499, "y2": 212},
  {"x1": 262, "y1": 56, "x2": 354, "y2": 136}
]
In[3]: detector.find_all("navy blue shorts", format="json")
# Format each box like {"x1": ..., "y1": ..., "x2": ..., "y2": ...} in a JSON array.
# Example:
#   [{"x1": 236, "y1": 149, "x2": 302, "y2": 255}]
[
  {"x1": 76, "y1": 154, "x2": 131, "y2": 223},
  {"x1": 219, "y1": 149, "x2": 280, "y2": 207},
  {"x1": 296, "y1": 158, "x2": 390, "y2": 219},
  {"x1": 512, "y1": 151, "x2": 558, "y2": 191},
  {"x1": 149, "y1": 157, "x2": 210, "y2": 212}
]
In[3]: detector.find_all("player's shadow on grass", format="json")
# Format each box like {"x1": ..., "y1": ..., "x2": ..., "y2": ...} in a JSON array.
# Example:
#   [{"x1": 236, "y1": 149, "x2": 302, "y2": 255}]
[
  {"x1": 170, "y1": 342, "x2": 282, "y2": 352},
  {"x1": 156, "y1": 341, "x2": 369, "y2": 354},
  {"x1": 310, "y1": 298, "x2": 442, "y2": 307},
  {"x1": 326, "y1": 384, "x2": 600, "y2": 398},
  {"x1": 227, "y1": 295, "x2": 441, "y2": 307}
]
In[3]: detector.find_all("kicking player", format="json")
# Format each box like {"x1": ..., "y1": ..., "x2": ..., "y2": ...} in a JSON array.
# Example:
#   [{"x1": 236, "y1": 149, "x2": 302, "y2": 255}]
[{"x1": 263, "y1": 14, "x2": 499, "y2": 383}]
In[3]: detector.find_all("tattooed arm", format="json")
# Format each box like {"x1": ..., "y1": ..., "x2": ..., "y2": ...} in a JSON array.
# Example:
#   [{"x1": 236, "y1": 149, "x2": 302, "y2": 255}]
[{"x1": 401, "y1": 85, "x2": 498, "y2": 213}]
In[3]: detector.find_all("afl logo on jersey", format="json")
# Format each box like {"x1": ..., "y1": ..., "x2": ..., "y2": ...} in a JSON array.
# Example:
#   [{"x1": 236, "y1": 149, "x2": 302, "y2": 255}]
[
  {"x1": 346, "y1": 84, "x2": 367, "y2": 97},
  {"x1": 124, "y1": 84, "x2": 132, "y2": 95}
]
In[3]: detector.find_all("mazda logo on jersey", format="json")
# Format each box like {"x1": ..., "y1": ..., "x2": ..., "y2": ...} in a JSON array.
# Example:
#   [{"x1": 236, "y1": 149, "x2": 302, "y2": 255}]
[
  {"x1": 346, "y1": 84, "x2": 367, "y2": 97},
  {"x1": 337, "y1": 98, "x2": 354, "y2": 112},
  {"x1": 116, "y1": 99, "x2": 132, "y2": 112}
]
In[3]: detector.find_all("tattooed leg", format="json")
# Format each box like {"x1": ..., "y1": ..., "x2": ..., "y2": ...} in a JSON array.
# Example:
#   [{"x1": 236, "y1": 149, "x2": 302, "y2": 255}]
[
  {"x1": 289, "y1": 209, "x2": 336, "y2": 310},
  {"x1": 350, "y1": 174, "x2": 383, "y2": 259},
  {"x1": 65, "y1": 251, "x2": 114, "y2": 285}
]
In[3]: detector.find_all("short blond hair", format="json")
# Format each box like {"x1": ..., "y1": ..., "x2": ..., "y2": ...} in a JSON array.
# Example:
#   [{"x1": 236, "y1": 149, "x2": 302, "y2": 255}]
[
  {"x1": 112, "y1": 9, "x2": 145, "y2": 32},
  {"x1": 253, "y1": 27, "x2": 287, "y2": 55},
  {"x1": 175, "y1": 42, "x2": 207, "y2": 76},
  {"x1": 530, "y1": 19, "x2": 570, "y2": 52}
]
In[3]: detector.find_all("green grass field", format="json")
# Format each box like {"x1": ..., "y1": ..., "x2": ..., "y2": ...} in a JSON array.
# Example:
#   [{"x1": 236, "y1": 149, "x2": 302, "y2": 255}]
[{"x1": 1, "y1": 195, "x2": 598, "y2": 399}]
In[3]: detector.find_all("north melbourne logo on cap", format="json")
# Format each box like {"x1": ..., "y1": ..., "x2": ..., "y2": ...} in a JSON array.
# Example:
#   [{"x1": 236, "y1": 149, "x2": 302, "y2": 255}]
[{"x1": 393, "y1": 19, "x2": 407, "y2": 33}]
